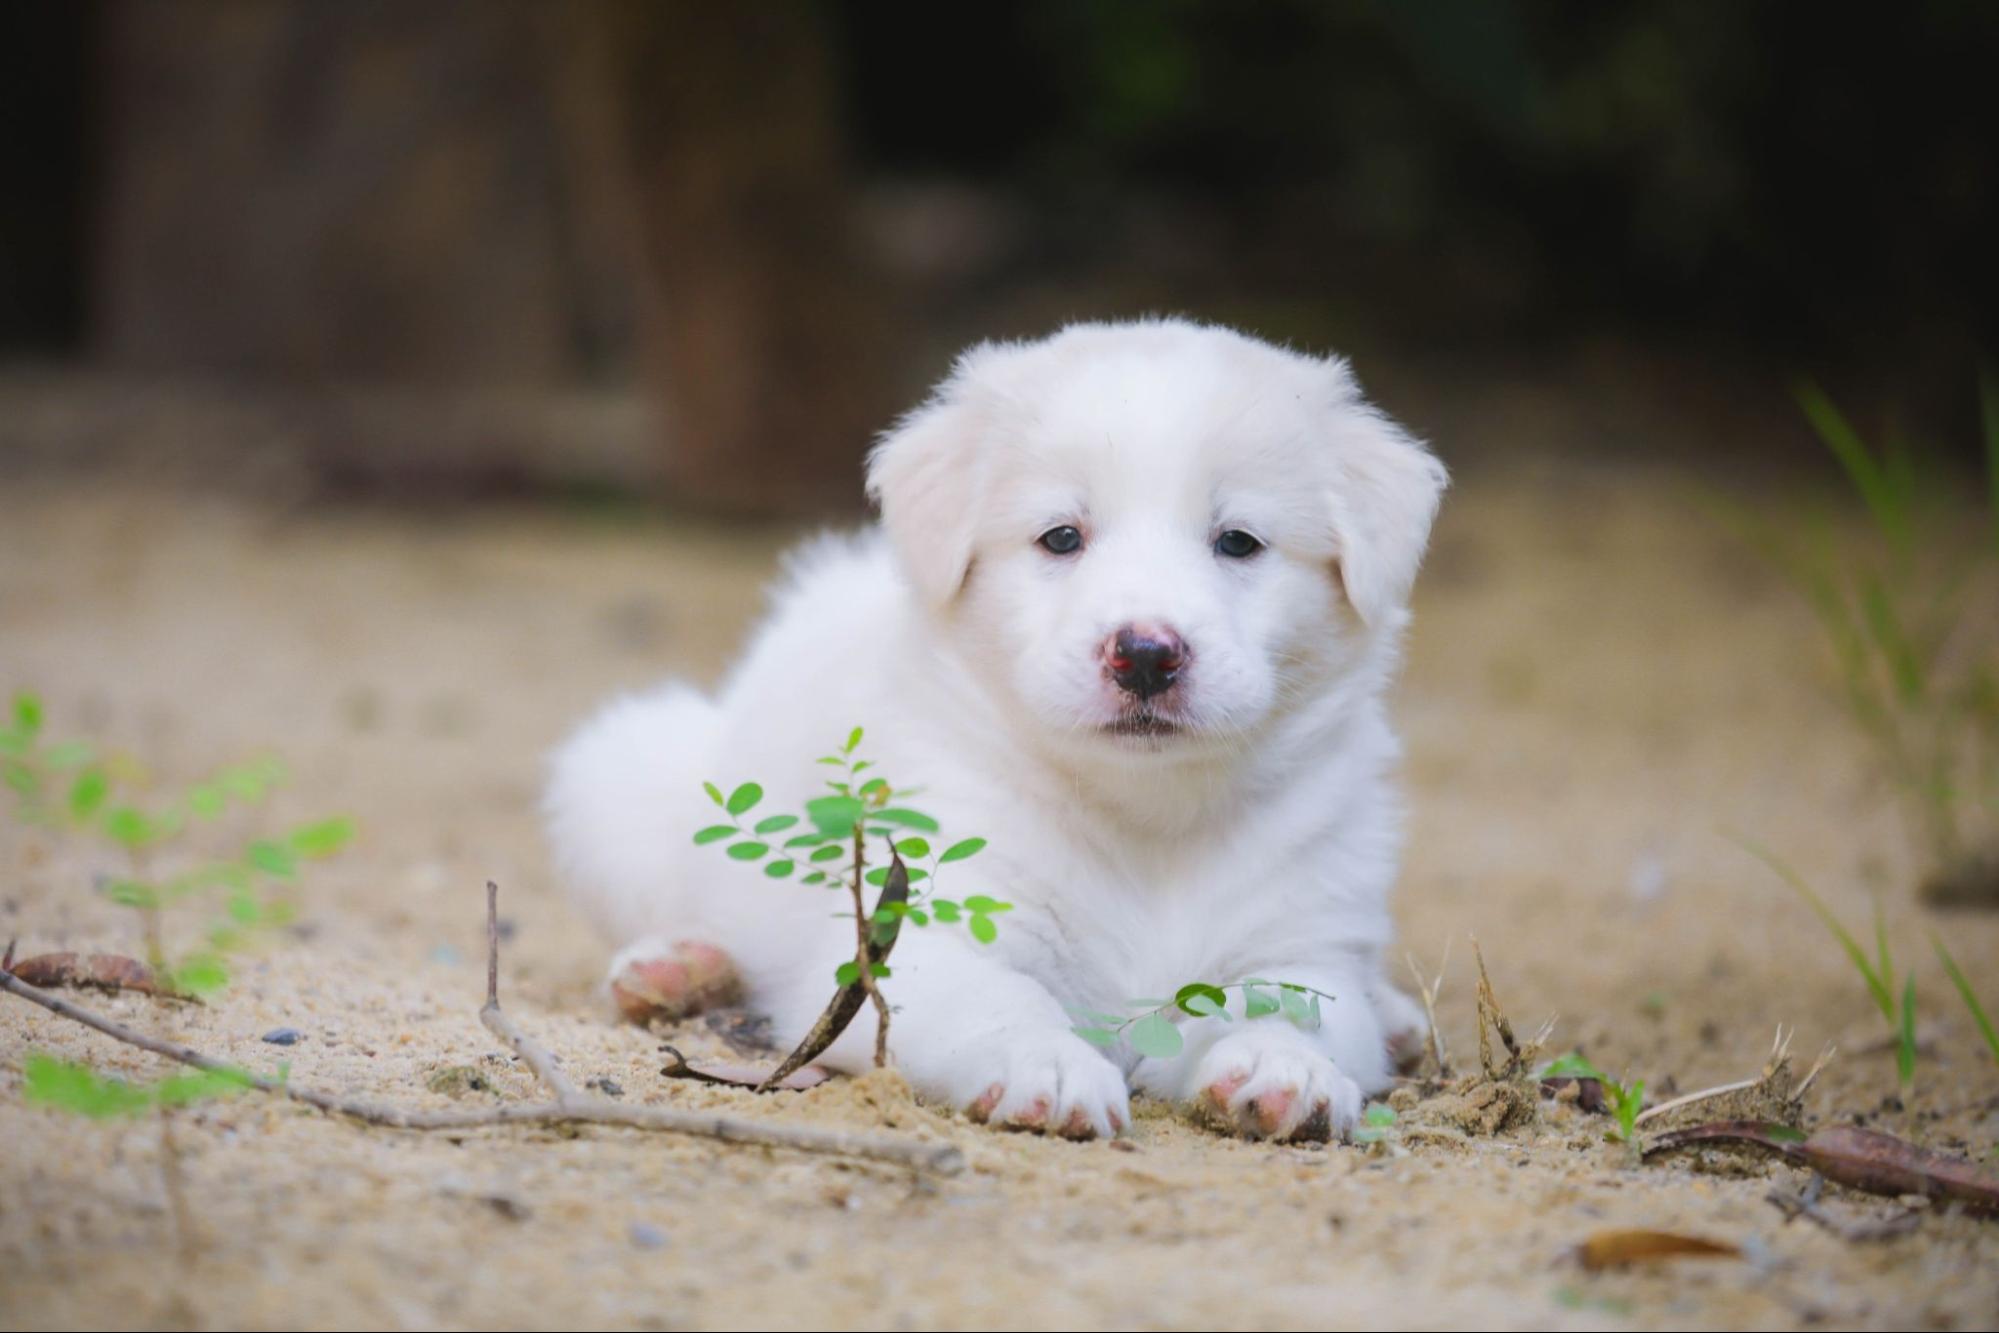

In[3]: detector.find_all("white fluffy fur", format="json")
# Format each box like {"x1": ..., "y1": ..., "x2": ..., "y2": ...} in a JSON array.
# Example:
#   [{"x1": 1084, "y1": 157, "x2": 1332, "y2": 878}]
[{"x1": 545, "y1": 319, "x2": 1446, "y2": 1139}]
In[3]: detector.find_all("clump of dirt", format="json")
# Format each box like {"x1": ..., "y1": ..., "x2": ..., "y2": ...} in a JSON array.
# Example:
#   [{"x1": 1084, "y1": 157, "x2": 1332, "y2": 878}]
[
  {"x1": 1636, "y1": 1032, "x2": 1829, "y2": 1135},
  {"x1": 1396, "y1": 1072, "x2": 1540, "y2": 1138}
]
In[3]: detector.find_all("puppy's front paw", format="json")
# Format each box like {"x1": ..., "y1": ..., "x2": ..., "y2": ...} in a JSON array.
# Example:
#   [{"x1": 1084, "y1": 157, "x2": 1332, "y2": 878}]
[
  {"x1": 954, "y1": 1032, "x2": 1130, "y2": 1140},
  {"x1": 1191, "y1": 1026, "x2": 1363, "y2": 1143}
]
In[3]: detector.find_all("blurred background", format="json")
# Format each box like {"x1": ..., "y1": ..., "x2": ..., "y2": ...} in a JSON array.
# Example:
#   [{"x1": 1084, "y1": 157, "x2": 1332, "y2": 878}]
[{"x1": 4, "y1": 0, "x2": 1996, "y2": 509}]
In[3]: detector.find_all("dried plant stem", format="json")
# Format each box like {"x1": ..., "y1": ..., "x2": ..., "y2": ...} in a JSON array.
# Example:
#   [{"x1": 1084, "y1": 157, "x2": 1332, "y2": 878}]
[
  {"x1": 1403, "y1": 942, "x2": 1451, "y2": 1078},
  {"x1": 0, "y1": 883, "x2": 962, "y2": 1175},
  {"x1": 850, "y1": 826, "x2": 892, "y2": 1067}
]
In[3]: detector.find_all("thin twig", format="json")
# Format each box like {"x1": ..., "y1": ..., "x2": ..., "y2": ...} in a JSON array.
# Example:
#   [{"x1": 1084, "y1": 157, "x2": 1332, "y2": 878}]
[
  {"x1": 0, "y1": 886, "x2": 964, "y2": 1175},
  {"x1": 1767, "y1": 1176, "x2": 1923, "y2": 1242},
  {"x1": 1403, "y1": 942, "x2": 1451, "y2": 1079}
]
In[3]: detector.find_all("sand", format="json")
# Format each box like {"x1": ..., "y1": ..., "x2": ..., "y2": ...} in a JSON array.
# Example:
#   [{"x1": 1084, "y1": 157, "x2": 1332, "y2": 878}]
[{"x1": 1, "y1": 457, "x2": 1995, "y2": 1331}]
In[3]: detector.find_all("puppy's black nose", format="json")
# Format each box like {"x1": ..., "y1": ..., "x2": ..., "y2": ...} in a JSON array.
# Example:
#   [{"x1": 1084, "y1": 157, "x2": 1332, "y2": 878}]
[{"x1": 1107, "y1": 625, "x2": 1187, "y2": 700}]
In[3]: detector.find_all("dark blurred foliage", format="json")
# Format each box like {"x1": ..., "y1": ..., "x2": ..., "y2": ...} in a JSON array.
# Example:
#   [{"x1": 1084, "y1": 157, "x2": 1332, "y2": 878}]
[
  {"x1": 837, "y1": 0, "x2": 1998, "y2": 367},
  {"x1": 1, "y1": 1, "x2": 1994, "y2": 498}
]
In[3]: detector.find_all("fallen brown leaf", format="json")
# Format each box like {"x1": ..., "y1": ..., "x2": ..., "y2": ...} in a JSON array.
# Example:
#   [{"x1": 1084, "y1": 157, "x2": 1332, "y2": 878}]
[{"x1": 1575, "y1": 1228, "x2": 1741, "y2": 1271}]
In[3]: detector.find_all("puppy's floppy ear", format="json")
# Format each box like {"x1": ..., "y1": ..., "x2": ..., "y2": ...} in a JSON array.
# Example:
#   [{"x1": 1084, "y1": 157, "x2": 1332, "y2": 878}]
[
  {"x1": 865, "y1": 357, "x2": 993, "y2": 608},
  {"x1": 1321, "y1": 377, "x2": 1448, "y2": 628}
]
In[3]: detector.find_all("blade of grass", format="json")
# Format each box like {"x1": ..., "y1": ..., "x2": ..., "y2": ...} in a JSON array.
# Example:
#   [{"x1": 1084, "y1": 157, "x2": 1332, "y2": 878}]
[
  {"x1": 1873, "y1": 897, "x2": 1895, "y2": 1002},
  {"x1": 1734, "y1": 835, "x2": 1894, "y2": 1021},
  {"x1": 1897, "y1": 973, "x2": 1917, "y2": 1090},
  {"x1": 1796, "y1": 381, "x2": 1909, "y2": 555},
  {"x1": 1980, "y1": 366, "x2": 1999, "y2": 557},
  {"x1": 1933, "y1": 934, "x2": 1998, "y2": 1063}
]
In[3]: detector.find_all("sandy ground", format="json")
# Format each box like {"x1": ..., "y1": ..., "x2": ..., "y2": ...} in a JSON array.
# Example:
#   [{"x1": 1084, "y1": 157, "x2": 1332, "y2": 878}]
[{"x1": 1, "y1": 456, "x2": 1995, "y2": 1331}]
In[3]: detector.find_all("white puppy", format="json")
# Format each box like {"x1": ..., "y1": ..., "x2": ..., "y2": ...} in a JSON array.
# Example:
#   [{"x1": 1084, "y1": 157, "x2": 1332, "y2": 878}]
[{"x1": 545, "y1": 318, "x2": 1445, "y2": 1141}]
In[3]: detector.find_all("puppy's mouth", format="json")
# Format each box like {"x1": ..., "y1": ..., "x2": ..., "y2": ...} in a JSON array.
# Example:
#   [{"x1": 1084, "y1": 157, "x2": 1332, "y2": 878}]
[{"x1": 1101, "y1": 710, "x2": 1184, "y2": 740}]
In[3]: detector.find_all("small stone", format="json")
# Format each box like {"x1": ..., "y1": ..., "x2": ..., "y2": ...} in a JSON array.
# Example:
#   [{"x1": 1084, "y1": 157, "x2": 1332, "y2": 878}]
[
  {"x1": 629, "y1": 1222, "x2": 667, "y2": 1250},
  {"x1": 588, "y1": 1077, "x2": 625, "y2": 1098},
  {"x1": 261, "y1": 1027, "x2": 302, "y2": 1046}
]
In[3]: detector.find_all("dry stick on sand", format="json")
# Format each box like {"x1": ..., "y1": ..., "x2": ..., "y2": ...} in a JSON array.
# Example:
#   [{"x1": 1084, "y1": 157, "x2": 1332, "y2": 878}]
[{"x1": 0, "y1": 882, "x2": 964, "y2": 1175}]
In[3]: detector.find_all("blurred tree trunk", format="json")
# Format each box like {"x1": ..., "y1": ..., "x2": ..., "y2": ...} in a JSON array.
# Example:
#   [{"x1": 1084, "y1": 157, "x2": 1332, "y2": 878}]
[
  {"x1": 562, "y1": 3, "x2": 900, "y2": 512},
  {"x1": 91, "y1": 0, "x2": 898, "y2": 513}
]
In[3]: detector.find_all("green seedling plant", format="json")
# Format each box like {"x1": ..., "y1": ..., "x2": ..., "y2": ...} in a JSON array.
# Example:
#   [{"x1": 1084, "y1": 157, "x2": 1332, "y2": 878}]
[
  {"x1": 693, "y1": 727, "x2": 1010, "y2": 1064},
  {"x1": 1933, "y1": 934, "x2": 1998, "y2": 1067},
  {"x1": 1741, "y1": 838, "x2": 1920, "y2": 1094},
  {"x1": 1, "y1": 691, "x2": 355, "y2": 998},
  {"x1": 1352, "y1": 1101, "x2": 1398, "y2": 1147},
  {"x1": 1069, "y1": 980, "x2": 1339, "y2": 1059},
  {"x1": 1719, "y1": 378, "x2": 1999, "y2": 901},
  {"x1": 1541, "y1": 1051, "x2": 1646, "y2": 1156}
]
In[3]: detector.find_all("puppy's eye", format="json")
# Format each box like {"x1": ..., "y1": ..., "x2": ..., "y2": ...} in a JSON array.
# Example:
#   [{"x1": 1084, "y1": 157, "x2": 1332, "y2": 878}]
[
  {"x1": 1038, "y1": 525, "x2": 1084, "y2": 556},
  {"x1": 1214, "y1": 529, "x2": 1263, "y2": 559}
]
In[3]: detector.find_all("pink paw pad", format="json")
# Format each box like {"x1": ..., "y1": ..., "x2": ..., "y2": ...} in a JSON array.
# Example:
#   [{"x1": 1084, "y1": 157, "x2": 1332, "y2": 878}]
[{"x1": 609, "y1": 941, "x2": 742, "y2": 1025}]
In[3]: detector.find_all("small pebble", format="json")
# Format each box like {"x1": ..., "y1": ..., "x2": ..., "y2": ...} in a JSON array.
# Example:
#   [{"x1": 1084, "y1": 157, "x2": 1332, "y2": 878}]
[
  {"x1": 262, "y1": 1027, "x2": 302, "y2": 1046},
  {"x1": 629, "y1": 1222, "x2": 667, "y2": 1250},
  {"x1": 589, "y1": 1077, "x2": 625, "y2": 1098}
]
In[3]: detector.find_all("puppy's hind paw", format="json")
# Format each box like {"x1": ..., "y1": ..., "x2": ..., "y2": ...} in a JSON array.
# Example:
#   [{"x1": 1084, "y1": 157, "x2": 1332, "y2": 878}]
[{"x1": 606, "y1": 938, "x2": 742, "y2": 1026}]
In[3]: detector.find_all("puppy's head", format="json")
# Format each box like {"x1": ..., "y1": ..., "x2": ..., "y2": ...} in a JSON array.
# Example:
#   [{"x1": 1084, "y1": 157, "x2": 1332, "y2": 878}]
[{"x1": 867, "y1": 319, "x2": 1445, "y2": 754}]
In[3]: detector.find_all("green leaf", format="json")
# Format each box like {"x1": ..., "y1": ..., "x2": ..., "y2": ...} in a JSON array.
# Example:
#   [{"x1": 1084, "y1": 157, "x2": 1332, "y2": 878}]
[
  {"x1": 894, "y1": 837, "x2": 930, "y2": 858},
  {"x1": 187, "y1": 784, "x2": 225, "y2": 818},
  {"x1": 246, "y1": 840, "x2": 298, "y2": 879},
  {"x1": 703, "y1": 781, "x2": 725, "y2": 807},
  {"x1": 1128, "y1": 1012, "x2": 1183, "y2": 1059},
  {"x1": 834, "y1": 960, "x2": 861, "y2": 987},
  {"x1": 1279, "y1": 987, "x2": 1317, "y2": 1029},
  {"x1": 784, "y1": 832, "x2": 827, "y2": 848},
  {"x1": 806, "y1": 794, "x2": 865, "y2": 838},
  {"x1": 754, "y1": 814, "x2": 799, "y2": 835},
  {"x1": 288, "y1": 816, "x2": 355, "y2": 858},
  {"x1": 809, "y1": 844, "x2": 845, "y2": 863},
  {"x1": 725, "y1": 783, "x2": 763, "y2": 816},
  {"x1": 844, "y1": 726, "x2": 864, "y2": 754},
  {"x1": 939, "y1": 837, "x2": 987, "y2": 863},
  {"x1": 693, "y1": 824, "x2": 737, "y2": 845},
  {"x1": 968, "y1": 914, "x2": 998, "y2": 944},
  {"x1": 153, "y1": 1066, "x2": 253, "y2": 1107},
  {"x1": 764, "y1": 859, "x2": 795, "y2": 878},
  {"x1": 1363, "y1": 1103, "x2": 1397, "y2": 1127},
  {"x1": 1242, "y1": 985, "x2": 1279, "y2": 1019},
  {"x1": 929, "y1": 899, "x2": 961, "y2": 922},
  {"x1": 871, "y1": 808, "x2": 939, "y2": 832},
  {"x1": 1174, "y1": 982, "x2": 1230, "y2": 1019},
  {"x1": 726, "y1": 841, "x2": 769, "y2": 861},
  {"x1": 3, "y1": 759, "x2": 37, "y2": 795},
  {"x1": 13, "y1": 693, "x2": 43, "y2": 740},
  {"x1": 103, "y1": 807, "x2": 153, "y2": 848},
  {"x1": 67, "y1": 769, "x2": 108, "y2": 820},
  {"x1": 22, "y1": 1054, "x2": 152, "y2": 1118},
  {"x1": 1539, "y1": 1051, "x2": 1609, "y2": 1082},
  {"x1": 802, "y1": 872, "x2": 827, "y2": 885},
  {"x1": 858, "y1": 777, "x2": 889, "y2": 801},
  {"x1": 869, "y1": 962, "x2": 891, "y2": 979},
  {"x1": 102, "y1": 879, "x2": 160, "y2": 909},
  {"x1": 167, "y1": 954, "x2": 230, "y2": 997},
  {"x1": 1073, "y1": 1026, "x2": 1120, "y2": 1046},
  {"x1": 961, "y1": 895, "x2": 1011, "y2": 914}
]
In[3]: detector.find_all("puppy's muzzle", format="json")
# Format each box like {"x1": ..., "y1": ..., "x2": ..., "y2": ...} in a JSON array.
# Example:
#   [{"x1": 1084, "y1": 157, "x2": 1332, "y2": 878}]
[{"x1": 1105, "y1": 624, "x2": 1187, "y2": 701}]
